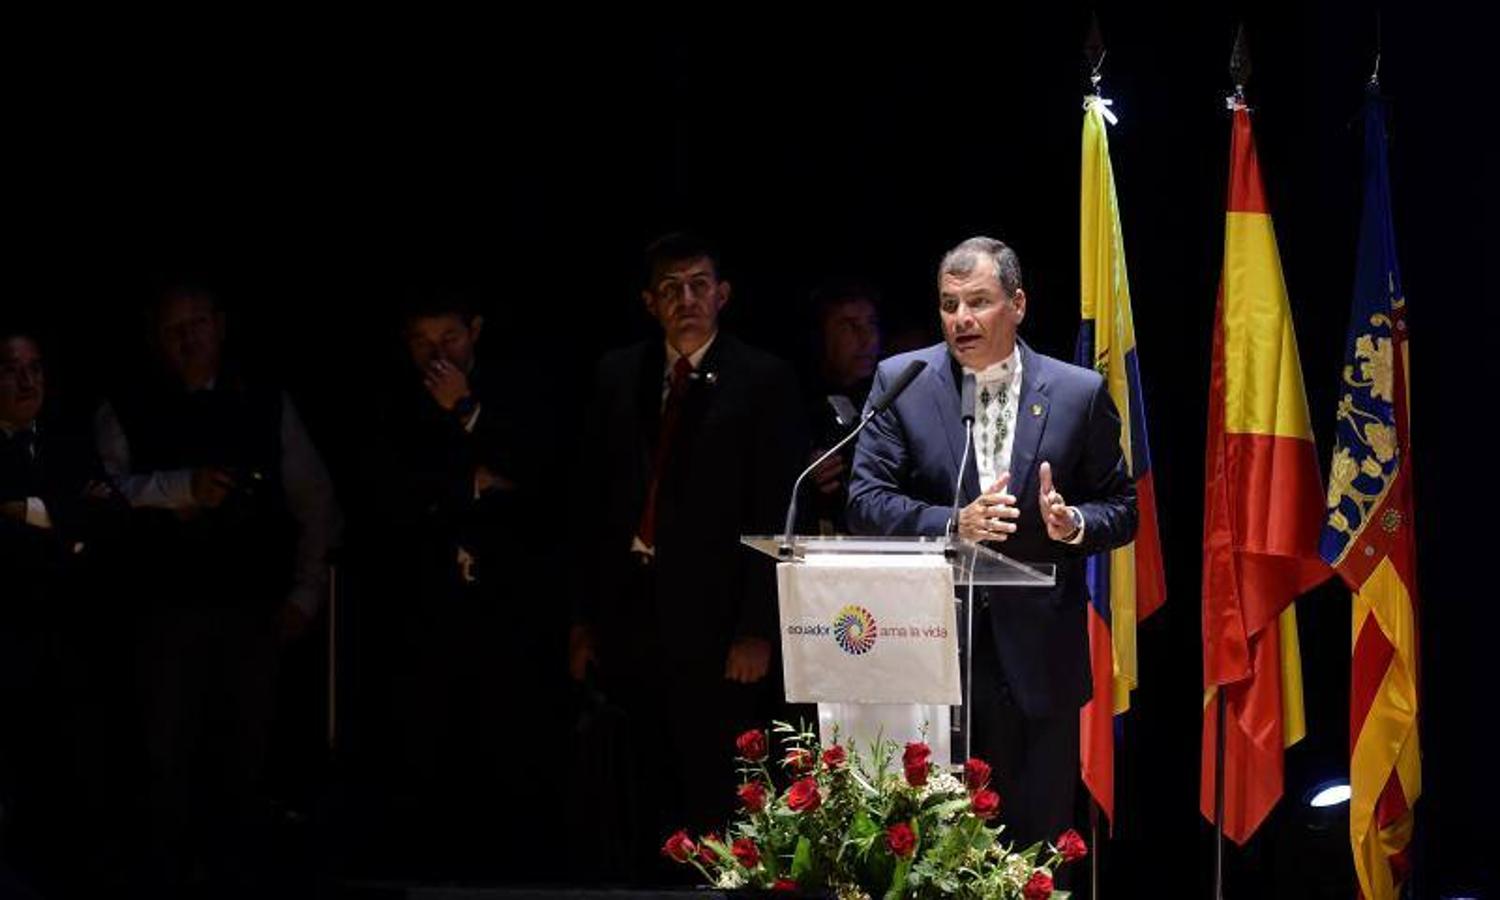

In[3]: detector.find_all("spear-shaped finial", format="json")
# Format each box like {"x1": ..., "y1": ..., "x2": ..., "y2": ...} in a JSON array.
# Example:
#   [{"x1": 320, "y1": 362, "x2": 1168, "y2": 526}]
[
  {"x1": 1084, "y1": 11, "x2": 1106, "y2": 91},
  {"x1": 1229, "y1": 22, "x2": 1252, "y2": 103}
]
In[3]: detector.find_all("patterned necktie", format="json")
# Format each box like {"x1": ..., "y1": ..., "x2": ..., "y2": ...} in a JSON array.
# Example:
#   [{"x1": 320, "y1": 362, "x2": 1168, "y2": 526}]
[
  {"x1": 977, "y1": 379, "x2": 1012, "y2": 475},
  {"x1": 636, "y1": 356, "x2": 695, "y2": 549}
]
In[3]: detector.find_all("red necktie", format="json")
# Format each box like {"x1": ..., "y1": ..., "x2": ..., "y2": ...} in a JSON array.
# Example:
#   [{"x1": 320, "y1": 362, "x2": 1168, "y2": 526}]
[{"x1": 635, "y1": 355, "x2": 695, "y2": 550}]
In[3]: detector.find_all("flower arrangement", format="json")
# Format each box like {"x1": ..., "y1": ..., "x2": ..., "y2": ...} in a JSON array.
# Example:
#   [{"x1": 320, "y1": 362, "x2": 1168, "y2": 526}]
[{"x1": 663, "y1": 722, "x2": 1086, "y2": 899}]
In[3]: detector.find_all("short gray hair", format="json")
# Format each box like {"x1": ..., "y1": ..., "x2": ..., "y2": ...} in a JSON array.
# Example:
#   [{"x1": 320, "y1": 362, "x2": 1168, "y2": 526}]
[{"x1": 939, "y1": 237, "x2": 1022, "y2": 296}]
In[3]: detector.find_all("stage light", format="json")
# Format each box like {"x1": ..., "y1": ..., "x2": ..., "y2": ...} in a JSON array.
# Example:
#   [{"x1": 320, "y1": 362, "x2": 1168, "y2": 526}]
[{"x1": 1305, "y1": 778, "x2": 1350, "y2": 808}]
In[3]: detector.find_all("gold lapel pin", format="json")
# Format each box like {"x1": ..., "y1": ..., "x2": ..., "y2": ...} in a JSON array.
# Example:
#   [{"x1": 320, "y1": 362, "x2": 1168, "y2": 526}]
[{"x1": 1030, "y1": 403, "x2": 1043, "y2": 417}]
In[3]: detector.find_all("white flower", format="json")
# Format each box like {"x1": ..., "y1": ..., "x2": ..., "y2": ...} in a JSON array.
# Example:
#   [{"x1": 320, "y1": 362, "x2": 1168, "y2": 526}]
[
  {"x1": 715, "y1": 870, "x2": 747, "y2": 890},
  {"x1": 1002, "y1": 853, "x2": 1033, "y2": 891},
  {"x1": 919, "y1": 770, "x2": 966, "y2": 802}
]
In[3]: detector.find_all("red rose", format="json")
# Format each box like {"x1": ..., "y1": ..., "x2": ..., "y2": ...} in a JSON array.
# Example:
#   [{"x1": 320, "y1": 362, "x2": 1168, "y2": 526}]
[
  {"x1": 971, "y1": 788, "x2": 1001, "y2": 820},
  {"x1": 903, "y1": 742, "x2": 931, "y2": 786},
  {"x1": 885, "y1": 821, "x2": 917, "y2": 858},
  {"x1": 736, "y1": 729, "x2": 768, "y2": 762},
  {"x1": 822, "y1": 744, "x2": 847, "y2": 770},
  {"x1": 773, "y1": 879, "x2": 798, "y2": 892},
  {"x1": 738, "y1": 781, "x2": 768, "y2": 813},
  {"x1": 1023, "y1": 870, "x2": 1054, "y2": 899},
  {"x1": 963, "y1": 757, "x2": 991, "y2": 793},
  {"x1": 785, "y1": 777, "x2": 822, "y2": 813},
  {"x1": 784, "y1": 747, "x2": 814, "y2": 774},
  {"x1": 731, "y1": 837, "x2": 761, "y2": 869},
  {"x1": 1055, "y1": 828, "x2": 1088, "y2": 862},
  {"x1": 697, "y1": 833, "x2": 720, "y2": 866},
  {"x1": 662, "y1": 830, "x2": 696, "y2": 863}
]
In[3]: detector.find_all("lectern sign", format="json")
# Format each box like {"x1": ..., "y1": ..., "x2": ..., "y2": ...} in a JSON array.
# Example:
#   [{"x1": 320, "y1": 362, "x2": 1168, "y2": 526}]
[{"x1": 777, "y1": 555, "x2": 961, "y2": 704}]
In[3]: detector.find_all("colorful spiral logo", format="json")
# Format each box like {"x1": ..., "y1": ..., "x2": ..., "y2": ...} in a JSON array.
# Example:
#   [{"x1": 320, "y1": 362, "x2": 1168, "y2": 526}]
[{"x1": 832, "y1": 605, "x2": 878, "y2": 655}]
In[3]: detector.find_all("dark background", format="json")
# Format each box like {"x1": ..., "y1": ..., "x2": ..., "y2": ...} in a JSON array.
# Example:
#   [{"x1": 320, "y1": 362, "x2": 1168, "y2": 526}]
[{"x1": 9, "y1": 2, "x2": 1493, "y2": 897}]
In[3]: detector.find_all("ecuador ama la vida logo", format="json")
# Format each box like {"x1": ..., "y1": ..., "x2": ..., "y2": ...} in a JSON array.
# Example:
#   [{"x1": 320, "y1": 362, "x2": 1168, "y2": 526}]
[{"x1": 832, "y1": 605, "x2": 878, "y2": 655}]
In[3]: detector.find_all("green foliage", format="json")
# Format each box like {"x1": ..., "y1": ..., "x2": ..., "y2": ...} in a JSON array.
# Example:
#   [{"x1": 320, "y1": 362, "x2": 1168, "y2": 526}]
[{"x1": 662, "y1": 723, "x2": 1086, "y2": 898}]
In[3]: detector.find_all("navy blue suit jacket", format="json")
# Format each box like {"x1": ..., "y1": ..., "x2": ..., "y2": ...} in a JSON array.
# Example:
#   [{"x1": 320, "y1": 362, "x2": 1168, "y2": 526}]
[{"x1": 847, "y1": 341, "x2": 1137, "y2": 716}]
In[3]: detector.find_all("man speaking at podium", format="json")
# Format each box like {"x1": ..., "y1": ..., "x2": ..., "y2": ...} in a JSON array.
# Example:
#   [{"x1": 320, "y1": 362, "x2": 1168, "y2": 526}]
[{"x1": 847, "y1": 237, "x2": 1137, "y2": 849}]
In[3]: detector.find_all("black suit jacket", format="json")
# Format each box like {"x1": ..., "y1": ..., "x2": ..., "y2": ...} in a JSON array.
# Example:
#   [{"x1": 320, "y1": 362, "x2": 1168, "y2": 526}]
[
  {"x1": 367, "y1": 361, "x2": 540, "y2": 594},
  {"x1": 847, "y1": 341, "x2": 1137, "y2": 716},
  {"x1": 577, "y1": 333, "x2": 807, "y2": 670},
  {"x1": 1, "y1": 418, "x2": 121, "y2": 620}
]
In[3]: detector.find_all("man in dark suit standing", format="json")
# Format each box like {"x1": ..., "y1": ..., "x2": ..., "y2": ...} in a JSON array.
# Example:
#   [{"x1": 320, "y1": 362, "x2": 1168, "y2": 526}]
[
  {"x1": 569, "y1": 233, "x2": 806, "y2": 880},
  {"x1": 359, "y1": 291, "x2": 553, "y2": 878},
  {"x1": 802, "y1": 279, "x2": 883, "y2": 535},
  {"x1": 847, "y1": 237, "x2": 1136, "y2": 850},
  {"x1": 1, "y1": 328, "x2": 125, "y2": 895}
]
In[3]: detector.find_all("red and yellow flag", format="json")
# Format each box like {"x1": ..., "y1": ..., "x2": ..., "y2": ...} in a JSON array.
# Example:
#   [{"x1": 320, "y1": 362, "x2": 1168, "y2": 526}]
[
  {"x1": 1201, "y1": 101, "x2": 1331, "y2": 844},
  {"x1": 1319, "y1": 88, "x2": 1419, "y2": 900}
]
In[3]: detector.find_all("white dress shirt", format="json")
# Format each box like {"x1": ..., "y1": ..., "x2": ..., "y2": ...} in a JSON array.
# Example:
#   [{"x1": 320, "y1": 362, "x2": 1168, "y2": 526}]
[
  {"x1": 965, "y1": 349, "x2": 1022, "y2": 490},
  {"x1": 961, "y1": 348, "x2": 1084, "y2": 544}
]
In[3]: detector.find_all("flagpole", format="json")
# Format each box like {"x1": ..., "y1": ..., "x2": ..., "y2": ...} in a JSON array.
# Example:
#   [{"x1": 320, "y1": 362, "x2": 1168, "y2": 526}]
[
  {"x1": 1081, "y1": 24, "x2": 1110, "y2": 899},
  {"x1": 1089, "y1": 798, "x2": 1102, "y2": 899},
  {"x1": 1213, "y1": 690, "x2": 1226, "y2": 900},
  {"x1": 1214, "y1": 29, "x2": 1249, "y2": 900},
  {"x1": 327, "y1": 562, "x2": 338, "y2": 752}
]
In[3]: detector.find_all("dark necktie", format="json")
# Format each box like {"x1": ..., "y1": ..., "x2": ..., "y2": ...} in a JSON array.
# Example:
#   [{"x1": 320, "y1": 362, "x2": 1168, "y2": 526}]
[
  {"x1": 635, "y1": 355, "x2": 695, "y2": 550},
  {"x1": 2, "y1": 427, "x2": 37, "y2": 465}
]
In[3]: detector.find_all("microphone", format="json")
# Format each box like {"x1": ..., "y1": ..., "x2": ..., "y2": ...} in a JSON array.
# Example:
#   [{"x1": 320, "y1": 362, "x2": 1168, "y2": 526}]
[
  {"x1": 867, "y1": 359, "x2": 927, "y2": 415},
  {"x1": 949, "y1": 374, "x2": 977, "y2": 538},
  {"x1": 780, "y1": 359, "x2": 928, "y2": 554},
  {"x1": 959, "y1": 373, "x2": 977, "y2": 426}
]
